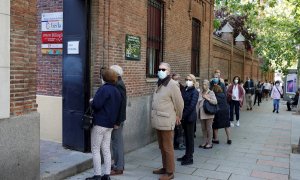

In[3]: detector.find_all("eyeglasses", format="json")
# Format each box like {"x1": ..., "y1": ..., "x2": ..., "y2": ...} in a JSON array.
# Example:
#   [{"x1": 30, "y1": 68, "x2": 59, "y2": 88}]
[
  {"x1": 185, "y1": 79, "x2": 192, "y2": 81},
  {"x1": 158, "y1": 68, "x2": 167, "y2": 72}
]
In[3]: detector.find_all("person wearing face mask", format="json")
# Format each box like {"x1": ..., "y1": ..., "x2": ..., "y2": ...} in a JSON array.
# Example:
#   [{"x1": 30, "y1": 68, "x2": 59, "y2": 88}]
[
  {"x1": 210, "y1": 69, "x2": 226, "y2": 94},
  {"x1": 198, "y1": 80, "x2": 217, "y2": 149},
  {"x1": 176, "y1": 74, "x2": 199, "y2": 165},
  {"x1": 152, "y1": 63, "x2": 184, "y2": 180},
  {"x1": 227, "y1": 76, "x2": 245, "y2": 127},
  {"x1": 271, "y1": 80, "x2": 283, "y2": 113},
  {"x1": 171, "y1": 73, "x2": 186, "y2": 151},
  {"x1": 243, "y1": 77, "x2": 255, "y2": 110}
]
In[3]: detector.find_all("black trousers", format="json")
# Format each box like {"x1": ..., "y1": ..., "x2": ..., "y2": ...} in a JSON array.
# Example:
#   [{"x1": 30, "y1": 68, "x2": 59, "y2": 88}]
[
  {"x1": 254, "y1": 92, "x2": 262, "y2": 105},
  {"x1": 230, "y1": 100, "x2": 240, "y2": 121},
  {"x1": 287, "y1": 101, "x2": 297, "y2": 110},
  {"x1": 182, "y1": 121, "x2": 195, "y2": 159}
]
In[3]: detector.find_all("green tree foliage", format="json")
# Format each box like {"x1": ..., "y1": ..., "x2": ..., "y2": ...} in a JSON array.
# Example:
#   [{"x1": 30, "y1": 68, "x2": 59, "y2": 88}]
[{"x1": 214, "y1": 0, "x2": 300, "y2": 74}]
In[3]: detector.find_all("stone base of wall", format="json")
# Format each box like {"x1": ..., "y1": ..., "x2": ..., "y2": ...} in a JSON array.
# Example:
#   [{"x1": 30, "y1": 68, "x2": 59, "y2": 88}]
[
  {"x1": 123, "y1": 95, "x2": 156, "y2": 152},
  {"x1": 0, "y1": 112, "x2": 40, "y2": 180}
]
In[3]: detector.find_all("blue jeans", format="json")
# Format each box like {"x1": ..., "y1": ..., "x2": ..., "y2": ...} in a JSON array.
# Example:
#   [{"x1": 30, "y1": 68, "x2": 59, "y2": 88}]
[{"x1": 273, "y1": 99, "x2": 280, "y2": 111}]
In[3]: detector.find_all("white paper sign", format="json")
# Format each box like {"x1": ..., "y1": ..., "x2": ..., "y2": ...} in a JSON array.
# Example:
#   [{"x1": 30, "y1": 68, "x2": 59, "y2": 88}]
[
  {"x1": 67, "y1": 41, "x2": 79, "y2": 54},
  {"x1": 41, "y1": 20, "x2": 63, "y2": 31},
  {"x1": 41, "y1": 12, "x2": 63, "y2": 22},
  {"x1": 41, "y1": 44, "x2": 63, "y2": 49}
]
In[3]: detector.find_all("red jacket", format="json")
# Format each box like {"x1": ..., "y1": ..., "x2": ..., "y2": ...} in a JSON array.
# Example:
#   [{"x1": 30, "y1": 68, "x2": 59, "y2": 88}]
[{"x1": 227, "y1": 84, "x2": 244, "y2": 107}]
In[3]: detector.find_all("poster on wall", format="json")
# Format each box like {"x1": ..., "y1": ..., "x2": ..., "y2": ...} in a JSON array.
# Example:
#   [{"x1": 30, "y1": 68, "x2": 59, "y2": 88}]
[
  {"x1": 125, "y1": 34, "x2": 141, "y2": 60},
  {"x1": 286, "y1": 74, "x2": 297, "y2": 94},
  {"x1": 41, "y1": 12, "x2": 63, "y2": 55}
]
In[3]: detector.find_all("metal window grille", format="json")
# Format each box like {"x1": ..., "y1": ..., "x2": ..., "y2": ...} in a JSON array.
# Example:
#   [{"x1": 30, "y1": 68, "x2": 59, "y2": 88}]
[
  {"x1": 191, "y1": 18, "x2": 201, "y2": 77},
  {"x1": 147, "y1": 0, "x2": 164, "y2": 78}
]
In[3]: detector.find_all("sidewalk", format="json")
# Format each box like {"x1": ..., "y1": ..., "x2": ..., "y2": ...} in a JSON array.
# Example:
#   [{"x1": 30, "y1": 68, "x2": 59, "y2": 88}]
[{"x1": 43, "y1": 99, "x2": 300, "y2": 180}]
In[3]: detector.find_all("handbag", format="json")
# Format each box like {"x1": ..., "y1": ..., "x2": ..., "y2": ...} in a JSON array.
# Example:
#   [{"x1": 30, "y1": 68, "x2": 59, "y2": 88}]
[
  {"x1": 203, "y1": 99, "x2": 219, "y2": 115},
  {"x1": 82, "y1": 105, "x2": 93, "y2": 130}
]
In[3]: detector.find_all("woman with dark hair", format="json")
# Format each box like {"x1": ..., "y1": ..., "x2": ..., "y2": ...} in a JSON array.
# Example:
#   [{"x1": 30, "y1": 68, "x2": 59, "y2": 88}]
[
  {"x1": 211, "y1": 82, "x2": 231, "y2": 145},
  {"x1": 227, "y1": 76, "x2": 244, "y2": 127},
  {"x1": 86, "y1": 69, "x2": 122, "y2": 180}
]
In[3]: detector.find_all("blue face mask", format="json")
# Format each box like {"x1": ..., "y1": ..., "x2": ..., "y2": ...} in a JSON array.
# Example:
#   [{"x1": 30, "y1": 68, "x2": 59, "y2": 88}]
[
  {"x1": 212, "y1": 78, "x2": 219, "y2": 84},
  {"x1": 158, "y1": 71, "x2": 167, "y2": 80}
]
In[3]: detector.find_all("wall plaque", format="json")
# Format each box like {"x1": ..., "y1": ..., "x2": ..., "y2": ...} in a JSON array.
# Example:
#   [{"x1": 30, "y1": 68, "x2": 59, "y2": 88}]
[{"x1": 125, "y1": 34, "x2": 141, "y2": 61}]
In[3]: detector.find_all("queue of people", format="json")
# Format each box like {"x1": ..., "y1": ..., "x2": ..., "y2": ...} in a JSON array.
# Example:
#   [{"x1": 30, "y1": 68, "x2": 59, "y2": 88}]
[{"x1": 86, "y1": 63, "x2": 290, "y2": 180}]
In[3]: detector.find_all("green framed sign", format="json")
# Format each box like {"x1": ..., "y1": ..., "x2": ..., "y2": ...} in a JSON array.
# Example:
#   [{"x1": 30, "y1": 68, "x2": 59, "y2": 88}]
[{"x1": 125, "y1": 34, "x2": 141, "y2": 60}]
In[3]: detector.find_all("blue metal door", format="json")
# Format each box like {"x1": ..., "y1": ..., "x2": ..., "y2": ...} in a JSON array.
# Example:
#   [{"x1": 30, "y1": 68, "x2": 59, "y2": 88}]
[{"x1": 63, "y1": 0, "x2": 91, "y2": 152}]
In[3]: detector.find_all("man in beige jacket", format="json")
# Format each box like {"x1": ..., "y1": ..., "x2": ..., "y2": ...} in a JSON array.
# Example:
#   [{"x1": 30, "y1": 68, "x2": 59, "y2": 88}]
[{"x1": 151, "y1": 62, "x2": 184, "y2": 180}]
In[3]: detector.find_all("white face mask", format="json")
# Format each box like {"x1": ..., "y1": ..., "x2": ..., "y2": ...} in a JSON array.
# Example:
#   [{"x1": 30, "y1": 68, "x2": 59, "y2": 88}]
[
  {"x1": 186, "y1": 81, "x2": 194, "y2": 87},
  {"x1": 234, "y1": 79, "x2": 239, "y2": 84},
  {"x1": 276, "y1": 83, "x2": 279, "y2": 86}
]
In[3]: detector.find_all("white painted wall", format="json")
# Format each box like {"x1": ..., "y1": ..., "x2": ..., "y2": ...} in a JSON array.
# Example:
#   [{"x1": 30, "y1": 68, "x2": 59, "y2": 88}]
[
  {"x1": 0, "y1": 0, "x2": 10, "y2": 119},
  {"x1": 37, "y1": 95, "x2": 62, "y2": 142}
]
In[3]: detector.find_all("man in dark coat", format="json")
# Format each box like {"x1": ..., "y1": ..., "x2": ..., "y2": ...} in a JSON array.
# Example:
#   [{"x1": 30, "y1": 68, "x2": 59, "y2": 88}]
[
  {"x1": 243, "y1": 77, "x2": 255, "y2": 110},
  {"x1": 110, "y1": 65, "x2": 127, "y2": 176}
]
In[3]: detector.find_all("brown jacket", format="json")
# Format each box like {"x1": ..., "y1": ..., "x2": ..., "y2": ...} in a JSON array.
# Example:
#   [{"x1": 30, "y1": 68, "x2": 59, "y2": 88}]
[
  {"x1": 199, "y1": 89, "x2": 218, "y2": 120},
  {"x1": 151, "y1": 79, "x2": 184, "y2": 130}
]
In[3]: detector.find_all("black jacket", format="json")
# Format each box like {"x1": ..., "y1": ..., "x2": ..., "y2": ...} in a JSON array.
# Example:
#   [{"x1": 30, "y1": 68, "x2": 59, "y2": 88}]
[
  {"x1": 244, "y1": 80, "x2": 255, "y2": 95},
  {"x1": 115, "y1": 76, "x2": 127, "y2": 126},
  {"x1": 182, "y1": 86, "x2": 199, "y2": 123}
]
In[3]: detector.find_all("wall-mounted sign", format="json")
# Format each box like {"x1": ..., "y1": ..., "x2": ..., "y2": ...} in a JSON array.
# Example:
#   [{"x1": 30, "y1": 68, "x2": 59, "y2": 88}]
[
  {"x1": 42, "y1": 31, "x2": 63, "y2": 43},
  {"x1": 41, "y1": 49, "x2": 63, "y2": 55},
  {"x1": 286, "y1": 74, "x2": 297, "y2": 94},
  {"x1": 41, "y1": 12, "x2": 63, "y2": 55},
  {"x1": 42, "y1": 44, "x2": 63, "y2": 49},
  {"x1": 42, "y1": 20, "x2": 63, "y2": 31},
  {"x1": 67, "y1": 41, "x2": 79, "y2": 54},
  {"x1": 125, "y1": 34, "x2": 141, "y2": 60}
]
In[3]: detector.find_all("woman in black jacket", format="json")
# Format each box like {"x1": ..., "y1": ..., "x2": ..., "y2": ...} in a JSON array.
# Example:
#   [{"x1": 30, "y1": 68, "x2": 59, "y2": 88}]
[{"x1": 177, "y1": 74, "x2": 199, "y2": 165}]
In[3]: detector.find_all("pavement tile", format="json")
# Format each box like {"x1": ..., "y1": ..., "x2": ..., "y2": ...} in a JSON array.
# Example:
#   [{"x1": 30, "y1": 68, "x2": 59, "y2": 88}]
[
  {"x1": 229, "y1": 174, "x2": 265, "y2": 180},
  {"x1": 273, "y1": 157, "x2": 290, "y2": 163},
  {"x1": 271, "y1": 167, "x2": 289, "y2": 175},
  {"x1": 238, "y1": 162, "x2": 273, "y2": 172},
  {"x1": 188, "y1": 162, "x2": 219, "y2": 170},
  {"x1": 257, "y1": 160, "x2": 289, "y2": 168},
  {"x1": 251, "y1": 170, "x2": 288, "y2": 180},
  {"x1": 264, "y1": 144, "x2": 291, "y2": 151},
  {"x1": 290, "y1": 169, "x2": 300, "y2": 180},
  {"x1": 174, "y1": 163, "x2": 197, "y2": 175},
  {"x1": 192, "y1": 168, "x2": 231, "y2": 180},
  {"x1": 260, "y1": 151, "x2": 289, "y2": 158},
  {"x1": 216, "y1": 165, "x2": 252, "y2": 176}
]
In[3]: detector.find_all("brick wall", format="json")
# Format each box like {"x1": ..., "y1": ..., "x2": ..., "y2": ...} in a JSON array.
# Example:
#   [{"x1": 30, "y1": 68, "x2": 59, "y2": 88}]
[
  {"x1": 36, "y1": 0, "x2": 63, "y2": 96},
  {"x1": 90, "y1": 0, "x2": 214, "y2": 96},
  {"x1": 211, "y1": 36, "x2": 262, "y2": 83},
  {"x1": 10, "y1": 0, "x2": 38, "y2": 116}
]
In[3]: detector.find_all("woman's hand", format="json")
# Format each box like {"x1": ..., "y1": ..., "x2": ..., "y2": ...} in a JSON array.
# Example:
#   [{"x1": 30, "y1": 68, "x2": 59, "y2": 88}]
[{"x1": 202, "y1": 94, "x2": 209, "y2": 100}]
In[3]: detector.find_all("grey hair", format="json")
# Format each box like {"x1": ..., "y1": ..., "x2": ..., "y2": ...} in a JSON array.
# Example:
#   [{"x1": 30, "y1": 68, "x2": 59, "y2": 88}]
[
  {"x1": 110, "y1": 65, "x2": 123, "y2": 76},
  {"x1": 159, "y1": 62, "x2": 171, "y2": 71},
  {"x1": 202, "y1": 79, "x2": 210, "y2": 85}
]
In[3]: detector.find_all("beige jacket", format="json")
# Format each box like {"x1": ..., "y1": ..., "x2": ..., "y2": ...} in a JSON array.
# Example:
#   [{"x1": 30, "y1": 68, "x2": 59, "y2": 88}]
[
  {"x1": 151, "y1": 79, "x2": 184, "y2": 131},
  {"x1": 199, "y1": 89, "x2": 217, "y2": 120}
]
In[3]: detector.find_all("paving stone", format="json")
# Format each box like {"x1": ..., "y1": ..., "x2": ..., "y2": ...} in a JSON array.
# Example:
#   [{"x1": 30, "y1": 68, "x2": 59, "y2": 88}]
[
  {"x1": 192, "y1": 168, "x2": 231, "y2": 180},
  {"x1": 274, "y1": 157, "x2": 290, "y2": 163},
  {"x1": 290, "y1": 169, "x2": 300, "y2": 180},
  {"x1": 188, "y1": 162, "x2": 219, "y2": 171},
  {"x1": 271, "y1": 167, "x2": 289, "y2": 175},
  {"x1": 260, "y1": 151, "x2": 289, "y2": 158},
  {"x1": 216, "y1": 165, "x2": 252, "y2": 176},
  {"x1": 257, "y1": 160, "x2": 289, "y2": 168},
  {"x1": 251, "y1": 170, "x2": 288, "y2": 180},
  {"x1": 229, "y1": 174, "x2": 265, "y2": 180}
]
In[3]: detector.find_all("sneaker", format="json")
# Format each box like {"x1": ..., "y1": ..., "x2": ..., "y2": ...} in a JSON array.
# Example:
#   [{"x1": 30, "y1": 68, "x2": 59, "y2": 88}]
[
  {"x1": 236, "y1": 121, "x2": 240, "y2": 127},
  {"x1": 230, "y1": 122, "x2": 235, "y2": 127}
]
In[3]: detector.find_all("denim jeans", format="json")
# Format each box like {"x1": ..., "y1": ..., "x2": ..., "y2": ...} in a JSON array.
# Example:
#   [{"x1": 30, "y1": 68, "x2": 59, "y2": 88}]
[{"x1": 273, "y1": 99, "x2": 280, "y2": 111}]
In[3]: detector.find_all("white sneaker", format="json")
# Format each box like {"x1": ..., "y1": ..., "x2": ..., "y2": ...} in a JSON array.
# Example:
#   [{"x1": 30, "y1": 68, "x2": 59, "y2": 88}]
[
  {"x1": 236, "y1": 121, "x2": 240, "y2": 127},
  {"x1": 230, "y1": 122, "x2": 235, "y2": 127}
]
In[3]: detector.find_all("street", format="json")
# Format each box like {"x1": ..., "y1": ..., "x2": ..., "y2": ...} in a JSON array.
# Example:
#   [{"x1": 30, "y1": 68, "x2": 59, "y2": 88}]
[{"x1": 67, "y1": 100, "x2": 300, "y2": 180}]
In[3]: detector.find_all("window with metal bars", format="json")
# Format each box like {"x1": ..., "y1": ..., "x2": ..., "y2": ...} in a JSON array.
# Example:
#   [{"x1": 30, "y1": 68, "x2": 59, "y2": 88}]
[
  {"x1": 146, "y1": 0, "x2": 164, "y2": 78},
  {"x1": 191, "y1": 18, "x2": 201, "y2": 77}
]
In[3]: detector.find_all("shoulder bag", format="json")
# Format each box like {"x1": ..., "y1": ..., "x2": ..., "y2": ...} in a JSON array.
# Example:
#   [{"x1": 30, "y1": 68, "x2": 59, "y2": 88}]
[
  {"x1": 203, "y1": 90, "x2": 219, "y2": 115},
  {"x1": 82, "y1": 105, "x2": 93, "y2": 130}
]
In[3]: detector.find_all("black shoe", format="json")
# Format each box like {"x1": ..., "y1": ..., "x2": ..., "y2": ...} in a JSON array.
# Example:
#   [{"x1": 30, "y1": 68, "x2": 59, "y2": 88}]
[
  {"x1": 181, "y1": 158, "x2": 193, "y2": 165},
  {"x1": 227, "y1": 140, "x2": 232, "y2": 144},
  {"x1": 276, "y1": 111, "x2": 279, "y2": 113},
  {"x1": 204, "y1": 144, "x2": 213, "y2": 149},
  {"x1": 101, "y1": 175, "x2": 111, "y2": 180},
  {"x1": 250, "y1": 108, "x2": 252, "y2": 110},
  {"x1": 177, "y1": 155, "x2": 187, "y2": 162},
  {"x1": 86, "y1": 175, "x2": 102, "y2": 180},
  {"x1": 212, "y1": 140, "x2": 219, "y2": 144},
  {"x1": 273, "y1": 109, "x2": 275, "y2": 113},
  {"x1": 287, "y1": 109, "x2": 291, "y2": 111},
  {"x1": 247, "y1": 108, "x2": 249, "y2": 110}
]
